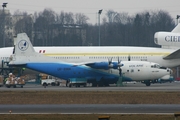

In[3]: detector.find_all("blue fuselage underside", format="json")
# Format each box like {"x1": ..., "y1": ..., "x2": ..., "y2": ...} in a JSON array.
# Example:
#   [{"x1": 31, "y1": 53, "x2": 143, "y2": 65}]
[{"x1": 25, "y1": 63, "x2": 132, "y2": 83}]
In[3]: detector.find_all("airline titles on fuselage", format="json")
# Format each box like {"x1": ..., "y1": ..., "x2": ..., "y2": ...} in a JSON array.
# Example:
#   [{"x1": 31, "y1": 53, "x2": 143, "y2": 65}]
[
  {"x1": 129, "y1": 64, "x2": 144, "y2": 67},
  {"x1": 57, "y1": 68, "x2": 71, "y2": 71},
  {"x1": 165, "y1": 36, "x2": 180, "y2": 42}
]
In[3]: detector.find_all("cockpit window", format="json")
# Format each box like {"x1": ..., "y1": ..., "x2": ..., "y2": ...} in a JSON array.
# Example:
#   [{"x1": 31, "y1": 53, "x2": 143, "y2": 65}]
[
  {"x1": 160, "y1": 66, "x2": 167, "y2": 69},
  {"x1": 151, "y1": 64, "x2": 160, "y2": 68},
  {"x1": 155, "y1": 64, "x2": 160, "y2": 68}
]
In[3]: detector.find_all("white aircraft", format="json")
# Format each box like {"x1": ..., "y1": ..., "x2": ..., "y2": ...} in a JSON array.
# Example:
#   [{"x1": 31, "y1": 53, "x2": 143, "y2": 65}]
[
  {"x1": 0, "y1": 24, "x2": 179, "y2": 86},
  {"x1": 8, "y1": 33, "x2": 172, "y2": 86},
  {"x1": 1, "y1": 24, "x2": 180, "y2": 68}
]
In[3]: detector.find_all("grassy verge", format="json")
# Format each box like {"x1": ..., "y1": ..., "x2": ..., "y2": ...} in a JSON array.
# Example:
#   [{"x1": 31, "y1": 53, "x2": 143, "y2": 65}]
[
  {"x1": 0, "y1": 91, "x2": 178, "y2": 120},
  {"x1": 0, "y1": 91, "x2": 179, "y2": 104},
  {"x1": 0, "y1": 114, "x2": 174, "y2": 120}
]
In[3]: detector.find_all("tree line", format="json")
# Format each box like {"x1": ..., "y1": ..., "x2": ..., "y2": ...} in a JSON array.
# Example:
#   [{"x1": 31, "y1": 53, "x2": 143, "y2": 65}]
[{"x1": 0, "y1": 9, "x2": 175, "y2": 47}]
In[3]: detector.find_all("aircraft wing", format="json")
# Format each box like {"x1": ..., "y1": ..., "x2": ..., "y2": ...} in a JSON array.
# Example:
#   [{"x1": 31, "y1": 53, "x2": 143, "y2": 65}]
[
  {"x1": 73, "y1": 61, "x2": 120, "y2": 70},
  {"x1": 163, "y1": 49, "x2": 180, "y2": 60},
  {"x1": 72, "y1": 61, "x2": 104, "y2": 66}
]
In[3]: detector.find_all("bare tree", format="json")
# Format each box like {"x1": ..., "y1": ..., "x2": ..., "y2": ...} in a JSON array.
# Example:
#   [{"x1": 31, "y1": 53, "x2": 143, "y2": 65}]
[
  {"x1": 34, "y1": 8, "x2": 56, "y2": 45},
  {"x1": 64, "y1": 12, "x2": 74, "y2": 24},
  {"x1": 10, "y1": 8, "x2": 175, "y2": 47},
  {"x1": 0, "y1": 10, "x2": 12, "y2": 47},
  {"x1": 113, "y1": 12, "x2": 129, "y2": 24},
  {"x1": 75, "y1": 13, "x2": 89, "y2": 25},
  {"x1": 106, "y1": 9, "x2": 118, "y2": 23},
  {"x1": 56, "y1": 11, "x2": 65, "y2": 24},
  {"x1": 150, "y1": 10, "x2": 175, "y2": 31}
]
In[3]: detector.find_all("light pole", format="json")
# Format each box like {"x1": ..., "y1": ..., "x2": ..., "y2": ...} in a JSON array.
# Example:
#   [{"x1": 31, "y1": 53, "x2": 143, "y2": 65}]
[
  {"x1": 177, "y1": 15, "x2": 180, "y2": 25},
  {"x1": 2, "y1": 2, "x2": 8, "y2": 47},
  {"x1": 29, "y1": 14, "x2": 34, "y2": 45},
  {"x1": 98, "y1": 9, "x2": 102, "y2": 46},
  {"x1": 2, "y1": 3, "x2": 7, "y2": 9}
]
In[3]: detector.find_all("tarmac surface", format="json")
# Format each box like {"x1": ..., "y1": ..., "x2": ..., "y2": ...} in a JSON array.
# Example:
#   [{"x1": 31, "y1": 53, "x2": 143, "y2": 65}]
[
  {"x1": 0, "y1": 81, "x2": 180, "y2": 114},
  {"x1": 0, "y1": 81, "x2": 180, "y2": 91},
  {"x1": 0, "y1": 104, "x2": 180, "y2": 114}
]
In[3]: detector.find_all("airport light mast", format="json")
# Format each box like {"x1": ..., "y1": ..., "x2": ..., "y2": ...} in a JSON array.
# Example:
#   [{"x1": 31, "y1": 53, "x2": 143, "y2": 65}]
[
  {"x1": 2, "y1": 2, "x2": 8, "y2": 47},
  {"x1": 177, "y1": 15, "x2": 180, "y2": 25},
  {"x1": 98, "y1": 9, "x2": 102, "y2": 46}
]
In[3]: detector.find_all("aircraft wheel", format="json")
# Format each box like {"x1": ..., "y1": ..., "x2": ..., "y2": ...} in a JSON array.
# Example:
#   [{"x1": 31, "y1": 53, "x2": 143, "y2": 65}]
[
  {"x1": 97, "y1": 81, "x2": 104, "y2": 87},
  {"x1": 145, "y1": 82, "x2": 151, "y2": 86},
  {"x1": 92, "y1": 82, "x2": 97, "y2": 87},
  {"x1": 51, "y1": 82, "x2": 55, "y2": 86},
  {"x1": 56, "y1": 82, "x2": 60, "y2": 86},
  {"x1": 104, "y1": 82, "x2": 109, "y2": 87},
  {"x1": 43, "y1": 83, "x2": 47, "y2": 88}
]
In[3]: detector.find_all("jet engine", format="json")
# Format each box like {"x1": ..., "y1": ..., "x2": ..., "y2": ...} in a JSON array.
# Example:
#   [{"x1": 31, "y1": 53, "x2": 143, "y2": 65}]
[{"x1": 154, "y1": 32, "x2": 180, "y2": 47}]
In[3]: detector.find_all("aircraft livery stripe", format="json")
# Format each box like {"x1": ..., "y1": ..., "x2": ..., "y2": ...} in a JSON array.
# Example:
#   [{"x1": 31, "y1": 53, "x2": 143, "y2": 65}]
[{"x1": 43, "y1": 52, "x2": 170, "y2": 56}]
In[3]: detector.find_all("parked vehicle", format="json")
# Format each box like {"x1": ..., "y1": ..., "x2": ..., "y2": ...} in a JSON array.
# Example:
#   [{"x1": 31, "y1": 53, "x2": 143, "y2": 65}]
[
  {"x1": 40, "y1": 74, "x2": 60, "y2": 86},
  {"x1": 5, "y1": 73, "x2": 25, "y2": 88}
]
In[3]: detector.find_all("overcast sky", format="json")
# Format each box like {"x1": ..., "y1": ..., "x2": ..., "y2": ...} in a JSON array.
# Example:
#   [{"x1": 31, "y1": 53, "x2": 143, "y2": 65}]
[{"x1": 2, "y1": 0, "x2": 180, "y2": 24}]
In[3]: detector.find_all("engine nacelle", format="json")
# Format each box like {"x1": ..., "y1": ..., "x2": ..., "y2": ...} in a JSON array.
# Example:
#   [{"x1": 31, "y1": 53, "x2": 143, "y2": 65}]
[
  {"x1": 154, "y1": 32, "x2": 180, "y2": 47},
  {"x1": 111, "y1": 62, "x2": 123, "y2": 69}
]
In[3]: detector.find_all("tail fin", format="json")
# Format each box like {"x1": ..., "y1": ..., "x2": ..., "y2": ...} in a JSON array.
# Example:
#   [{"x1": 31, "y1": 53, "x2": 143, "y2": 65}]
[
  {"x1": 171, "y1": 23, "x2": 180, "y2": 33},
  {"x1": 9, "y1": 33, "x2": 38, "y2": 65},
  {"x1": 14, "y1": 33, "x2": 36, "y2": 55},
  {"x1": 9, "y1": 33, "x2": 59, "y2": 66}
]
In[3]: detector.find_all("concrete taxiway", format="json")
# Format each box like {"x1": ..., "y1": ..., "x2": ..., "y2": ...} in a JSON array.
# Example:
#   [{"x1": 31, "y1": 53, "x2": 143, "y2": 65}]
[
  {"x1": 0, "y1": 104, "x2": 179, "y2": 114},
  {"x1": 0, "y1": 81, "x2": 180, "y2": 91}
]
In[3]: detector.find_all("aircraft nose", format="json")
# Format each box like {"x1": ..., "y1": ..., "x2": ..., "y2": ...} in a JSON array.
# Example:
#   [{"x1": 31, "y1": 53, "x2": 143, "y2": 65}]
[{"x1": 167, "y1": 68, "x2": 173, "y2": 75}]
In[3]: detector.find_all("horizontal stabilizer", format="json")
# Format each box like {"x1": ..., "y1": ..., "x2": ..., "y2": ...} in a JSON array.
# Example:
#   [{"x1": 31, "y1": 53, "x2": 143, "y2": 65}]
[
  {"x1": 163, "y1": 49, "x2": 180, "y2": 60},
  {"x1": 8, "y1": 63, "x2": 27, "y2": 67}
]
